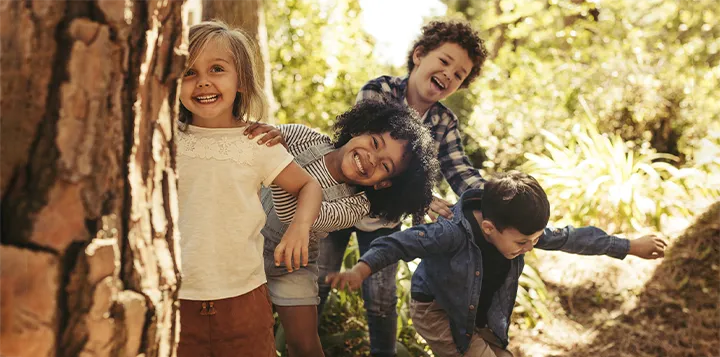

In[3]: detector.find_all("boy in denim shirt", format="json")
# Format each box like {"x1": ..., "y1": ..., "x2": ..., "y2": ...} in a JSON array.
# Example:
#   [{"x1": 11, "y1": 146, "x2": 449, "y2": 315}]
[{"x1": 326, "y1": 171, "x2": 667, "y2": 357}]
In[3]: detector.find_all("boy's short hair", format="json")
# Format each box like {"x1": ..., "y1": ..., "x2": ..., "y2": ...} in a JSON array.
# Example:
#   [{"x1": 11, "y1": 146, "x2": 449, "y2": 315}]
[
  {"x1": 406, "y1": 19, "x2": 488, "y2": 89},
  {"x1": 333, "y1": 99, "x2": 439, "y2": 221},
  {"x1": 481, "y1": 171, "x2": 550, "y2": 234}
]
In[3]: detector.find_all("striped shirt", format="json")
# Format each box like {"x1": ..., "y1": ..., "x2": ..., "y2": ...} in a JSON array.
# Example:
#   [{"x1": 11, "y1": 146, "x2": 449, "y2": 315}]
[
  {"x1": 357, "y1": 75, "x2": 485, "y2": 195},
  {"x1": 271, "y1": 124, "x2": 370, "y2": 234}
]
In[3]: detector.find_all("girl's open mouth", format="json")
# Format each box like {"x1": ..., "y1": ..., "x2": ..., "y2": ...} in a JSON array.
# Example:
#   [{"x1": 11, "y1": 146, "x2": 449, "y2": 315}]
[
  {"x1": 194, "y1": 94, "x2": 219, "y2": 104},
  {"x1": 353, "y1": 152, "x2": 367, "y2": 175}
]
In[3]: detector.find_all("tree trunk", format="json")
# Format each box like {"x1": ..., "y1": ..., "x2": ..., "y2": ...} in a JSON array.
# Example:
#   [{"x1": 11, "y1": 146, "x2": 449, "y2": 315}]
[
  {"x1": 202, "y1": 0, "x2": 278, "y2": 122},
  {"x1": 0, "y1": 1, "x2": 186, "y2": 357}
]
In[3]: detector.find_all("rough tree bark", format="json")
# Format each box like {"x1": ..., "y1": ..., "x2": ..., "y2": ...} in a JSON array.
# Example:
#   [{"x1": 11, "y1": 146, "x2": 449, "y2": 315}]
[
  {"x1": 1, "y1": 1, "x2": 186, "y2": 356},
  {"x1": 202, "y1": 0, "x2": 277, "y2": 122}
]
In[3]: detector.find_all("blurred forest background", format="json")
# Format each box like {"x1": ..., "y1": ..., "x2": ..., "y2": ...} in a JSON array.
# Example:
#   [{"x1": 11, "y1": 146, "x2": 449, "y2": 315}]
[{"x1": 195, "y1": 0, "x2": 720, "y2": 356}]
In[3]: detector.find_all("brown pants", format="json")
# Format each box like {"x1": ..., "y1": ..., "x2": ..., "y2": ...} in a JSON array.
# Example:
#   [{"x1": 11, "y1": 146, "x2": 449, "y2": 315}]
[
  {"x1": 178, "y1": 285, "x2": 275, "y2": 357},
  {"x1": 410, "y1": 299, "x2": 513, "y2": 357}
]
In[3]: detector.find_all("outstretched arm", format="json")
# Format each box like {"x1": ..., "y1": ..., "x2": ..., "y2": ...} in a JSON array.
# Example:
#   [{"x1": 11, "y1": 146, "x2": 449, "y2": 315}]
[
  {"x1": 326, "y1": 220, "x2": 465, "y2": 290},
  {"x1": 536, "y1": 225, "x2": 667, "y2": 260}
]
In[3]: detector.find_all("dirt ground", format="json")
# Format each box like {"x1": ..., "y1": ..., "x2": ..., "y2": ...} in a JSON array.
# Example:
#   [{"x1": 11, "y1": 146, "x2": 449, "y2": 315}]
[{"x1": 508, "y1": 202, "x2": 720, "y2": 357}]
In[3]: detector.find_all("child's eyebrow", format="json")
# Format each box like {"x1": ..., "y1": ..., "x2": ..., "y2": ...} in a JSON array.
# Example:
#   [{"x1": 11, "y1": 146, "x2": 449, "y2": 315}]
[
  {"x1": 442, "y1": 52, "x2": 469, "y2": 75},
  {"x1": 213, "y1": 58, "x2": 231, "y2": 64}
]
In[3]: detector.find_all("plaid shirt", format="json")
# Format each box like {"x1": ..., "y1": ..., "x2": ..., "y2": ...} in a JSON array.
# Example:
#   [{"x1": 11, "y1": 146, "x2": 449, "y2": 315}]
[{"x1": 357, "y1": 75, "x2": 485, "y2": 195}]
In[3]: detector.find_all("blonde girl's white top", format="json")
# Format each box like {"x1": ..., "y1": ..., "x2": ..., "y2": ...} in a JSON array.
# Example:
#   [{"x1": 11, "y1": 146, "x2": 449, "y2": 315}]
[{"x1": 175, "y1": 123, "x2": 294, "y2": 300}]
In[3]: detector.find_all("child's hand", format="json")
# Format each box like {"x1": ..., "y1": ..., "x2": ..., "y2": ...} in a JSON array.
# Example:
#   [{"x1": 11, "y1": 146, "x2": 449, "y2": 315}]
[
  {"x1": 275, "y1": 224, "x2": 310, "y2": 272},
  {"x1": 325, "y1": 271, "x2": 364, "y2": 291},
  {"x1": 628, "y1": 234, "x2": 668, "y2": 259},
  {"x1": 428, "y1": 196, "x2": 453, "y2": 221},
  {"x1": 325, "y1": 262, "x2": 372, "y2": 290},
  {"x1": 244, "y1": 122, "x2": 287, "y2": 148}
]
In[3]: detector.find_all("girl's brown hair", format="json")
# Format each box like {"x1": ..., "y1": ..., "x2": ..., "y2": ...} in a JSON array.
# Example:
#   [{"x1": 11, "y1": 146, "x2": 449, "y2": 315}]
[{"x1": 179, "y1": 20, "x2": 267, "y2": 127}]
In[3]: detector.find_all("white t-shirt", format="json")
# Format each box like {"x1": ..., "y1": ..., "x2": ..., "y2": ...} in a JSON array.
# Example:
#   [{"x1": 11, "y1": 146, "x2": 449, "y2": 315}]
[{"x1": 176, "y1": 124, "x2": 293, "y2": 300}]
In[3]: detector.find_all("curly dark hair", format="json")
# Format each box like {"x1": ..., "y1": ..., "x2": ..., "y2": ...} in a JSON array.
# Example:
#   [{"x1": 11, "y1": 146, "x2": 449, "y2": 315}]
[
  {"x1": 332, "y1": 99, "x2": 440, "y2": 221},
  {"x1": 406, "y1": 19, "x2": 488, "y2": 88}
]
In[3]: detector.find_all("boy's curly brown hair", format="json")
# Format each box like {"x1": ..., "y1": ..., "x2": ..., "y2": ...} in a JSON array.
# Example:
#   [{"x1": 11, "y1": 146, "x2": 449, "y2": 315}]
[{"x1": 406, "y1": 19, "x2": 488, "y2": 88}]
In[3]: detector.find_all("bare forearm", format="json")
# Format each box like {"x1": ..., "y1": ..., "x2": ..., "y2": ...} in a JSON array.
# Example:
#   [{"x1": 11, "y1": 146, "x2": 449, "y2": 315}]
[{"x1": 290, "y1": 180, "x2": 322, "y2": 229}]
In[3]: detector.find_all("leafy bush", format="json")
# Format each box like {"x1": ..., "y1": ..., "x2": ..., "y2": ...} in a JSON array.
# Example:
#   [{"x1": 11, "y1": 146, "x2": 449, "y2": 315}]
[{"x1": 522, "y1": 102, "x2": 719, "y2": 234}]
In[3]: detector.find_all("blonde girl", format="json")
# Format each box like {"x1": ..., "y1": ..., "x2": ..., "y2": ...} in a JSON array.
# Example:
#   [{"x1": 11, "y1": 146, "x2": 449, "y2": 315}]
[{"x1": 175, "y1": 21, "x2": 321, "y2": 357}]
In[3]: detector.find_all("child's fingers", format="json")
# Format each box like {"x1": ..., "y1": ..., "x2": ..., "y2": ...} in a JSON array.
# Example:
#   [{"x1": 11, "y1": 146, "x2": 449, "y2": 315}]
[
  {"x1": 286, "y1": 246, "x2": 295, "y2": 272},
  {"x1": 302, "y1": 244, "x2": 309, "y2": 267},
  {"x1": 293, "y1": 244, "x2": 301, "y2": 270},
  {"x1": 243, "y1": 122, "x2": 259, "y2": 135},
  {"x1": 274, "y1": 243, "x2": 285, "y2": 267},
  {"x1": 327, "y1": 273, "x2": 339, "y2": 289},
  {"x1": 265, "y1": 135, "x2": 285, "y2": 148},
  {"x1": 244, "y1": 123, "x2": 265, "y2": 138},
  {"x1": 429, "y1": 199, "x2": 453, "y2": 219},
  {"x1": 257, "y1": 129, "x2": 280, "y2": 144},
  {"x1": 427, "y1": 211, "x2": 438, "y2": 222},
  {"x1": 655, "y1": 247, "x2": 665, "y2": 258},
  {"x1": 437, "y1": 207, "x2": 453, "y2": 219}
]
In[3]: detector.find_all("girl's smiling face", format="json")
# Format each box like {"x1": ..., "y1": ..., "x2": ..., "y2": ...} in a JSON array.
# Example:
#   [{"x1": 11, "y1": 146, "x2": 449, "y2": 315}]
[
  {"x1": 338, "y1": 132, "x2": 410, "y2": 189},
  {"x1": 180, "y1": 39, "x2": 240, "y2": 127}
]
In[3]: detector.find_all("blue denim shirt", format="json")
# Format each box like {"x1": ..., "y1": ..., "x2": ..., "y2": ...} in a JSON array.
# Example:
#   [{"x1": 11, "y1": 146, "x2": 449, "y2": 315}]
[{"x1": 360, "y1": 189, "x2": 630, "y2": 354}]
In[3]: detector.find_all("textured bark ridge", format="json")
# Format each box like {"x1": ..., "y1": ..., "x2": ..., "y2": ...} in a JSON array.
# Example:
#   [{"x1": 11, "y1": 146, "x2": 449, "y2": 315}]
[{"x1": 0, "y1": 1, "x2": 186, "y2": 356}]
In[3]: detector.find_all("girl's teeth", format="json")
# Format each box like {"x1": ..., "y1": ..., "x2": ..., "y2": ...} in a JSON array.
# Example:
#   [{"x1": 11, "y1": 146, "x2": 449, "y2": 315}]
[
  {"x1": 195, "y1": 95, "x2": 218, "y2": 103},
  {"x1": 354, "y1": 154, "x2": 365, "y2": 174}
]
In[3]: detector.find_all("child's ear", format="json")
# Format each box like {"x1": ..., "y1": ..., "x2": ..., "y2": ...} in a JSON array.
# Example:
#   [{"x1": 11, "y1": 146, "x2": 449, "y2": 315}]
[
  {"x1": 412, "y1": 46, "x2": 425, "y2": 66},
  {"x1": 373, "y1": 180, "x2": 392, "y2": 190},
  {"x1": 480, "y1": 220, "x2": 495, "y2": 236}
]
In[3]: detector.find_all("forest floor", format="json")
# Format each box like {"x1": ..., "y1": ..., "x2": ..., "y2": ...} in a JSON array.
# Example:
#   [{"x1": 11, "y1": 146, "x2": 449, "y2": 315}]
[{"x1": 508, "y1": 202, "x2": 720, "y2": 357}]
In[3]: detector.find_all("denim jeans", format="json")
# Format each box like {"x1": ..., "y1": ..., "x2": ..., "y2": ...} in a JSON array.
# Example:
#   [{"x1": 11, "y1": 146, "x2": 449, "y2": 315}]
[{"x1": 318, "y1": 226, "x2": 401, "y2": 357}]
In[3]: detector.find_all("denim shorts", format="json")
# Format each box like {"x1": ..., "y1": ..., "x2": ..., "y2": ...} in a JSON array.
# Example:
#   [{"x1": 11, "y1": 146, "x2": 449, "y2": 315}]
[{"x1": 265, "y1": 259, "x2": 320, "y2": 306}]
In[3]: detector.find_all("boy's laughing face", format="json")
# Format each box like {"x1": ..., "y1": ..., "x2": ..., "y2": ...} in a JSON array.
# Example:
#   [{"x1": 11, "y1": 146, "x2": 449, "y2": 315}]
[{"x1": 408, "y1": 42, "x2": 473, "y2": 105}]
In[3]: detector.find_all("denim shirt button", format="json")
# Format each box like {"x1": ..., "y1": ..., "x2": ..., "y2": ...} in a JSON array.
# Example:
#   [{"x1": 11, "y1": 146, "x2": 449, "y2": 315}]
[
  {"x1": 469, "y1": 305, "x2": 475, "y2": 310},
  {"x1": 418, "y1": 231, "x2": 425, "y2": 237},
  {"x1": 475, "y1": 271, "x2": 480, "y2": 276}
]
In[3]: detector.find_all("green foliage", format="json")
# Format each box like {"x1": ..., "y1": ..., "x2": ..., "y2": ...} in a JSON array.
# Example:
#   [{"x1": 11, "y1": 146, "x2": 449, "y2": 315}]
[
  {"x1": 266, "y1": 0, "x2": 393, "y2": 131},
  {"x1": 522, "y1": 105, "x2": 720, "y2": 233},
  {"x1": 443, "y1": 0, "x2": 720, "y2": 172}
]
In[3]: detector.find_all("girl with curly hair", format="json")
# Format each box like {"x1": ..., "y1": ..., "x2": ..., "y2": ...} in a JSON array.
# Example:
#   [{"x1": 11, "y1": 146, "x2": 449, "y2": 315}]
[{"x1": 259, "y1": 99, "x2": 439, "y2": 357}]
